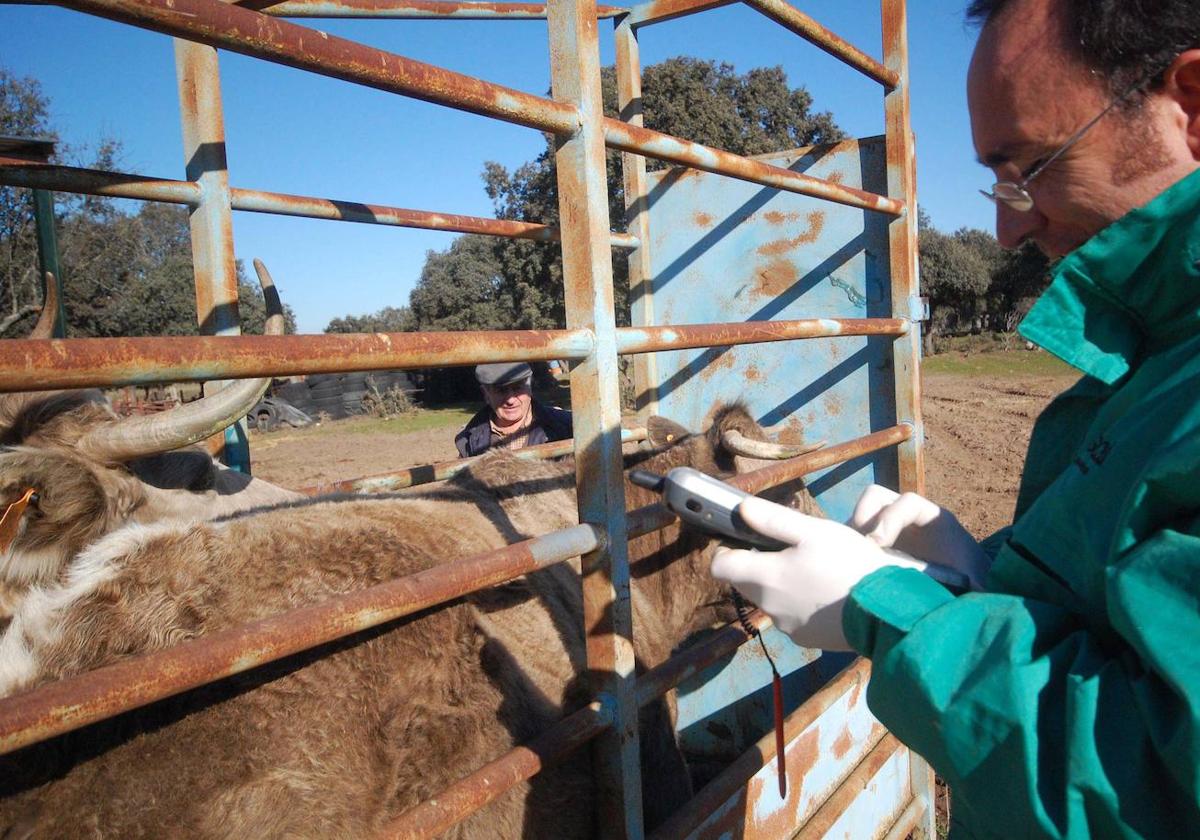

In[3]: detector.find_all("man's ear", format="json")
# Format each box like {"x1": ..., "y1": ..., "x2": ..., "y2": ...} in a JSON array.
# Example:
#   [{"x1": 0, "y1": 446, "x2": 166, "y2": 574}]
[{"x1": 1165, "y1": 49, "x2": 1200, "y2": 161}]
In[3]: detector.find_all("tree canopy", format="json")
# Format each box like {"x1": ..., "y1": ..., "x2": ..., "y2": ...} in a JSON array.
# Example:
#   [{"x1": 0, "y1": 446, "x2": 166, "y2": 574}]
[{"x1": 0, "y1": 66, "x2": 295, "y2": 339}]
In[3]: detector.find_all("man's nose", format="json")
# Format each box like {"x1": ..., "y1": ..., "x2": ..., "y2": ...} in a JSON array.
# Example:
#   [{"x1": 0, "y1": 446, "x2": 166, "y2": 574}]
[{"x1": 995, "y1": 201, "x2": 1044, "y2": 250}]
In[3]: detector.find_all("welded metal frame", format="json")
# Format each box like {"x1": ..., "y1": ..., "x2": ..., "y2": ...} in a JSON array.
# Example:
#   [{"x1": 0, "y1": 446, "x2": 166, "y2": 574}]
[{"x1": 0, "y1": 0, "x2": 926, "y2": 837}]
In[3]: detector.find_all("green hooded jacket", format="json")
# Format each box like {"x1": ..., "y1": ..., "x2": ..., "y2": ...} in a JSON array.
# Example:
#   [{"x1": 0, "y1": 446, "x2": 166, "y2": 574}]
[{"x1": 843, "y1": 167, "x2": 1200, "y2": 839}]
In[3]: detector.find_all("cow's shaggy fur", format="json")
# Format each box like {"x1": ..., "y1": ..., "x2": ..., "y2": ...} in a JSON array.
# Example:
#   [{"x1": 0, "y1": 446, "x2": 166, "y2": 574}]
[{"x1": 0, "y1": 404, "x2": 816, "y2": 838}]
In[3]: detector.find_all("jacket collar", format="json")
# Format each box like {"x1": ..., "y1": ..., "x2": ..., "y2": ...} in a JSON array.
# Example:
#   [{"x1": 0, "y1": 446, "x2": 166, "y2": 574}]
[{"x1": 1019, "y1": 168, "x2": 1200, "y2": 385}]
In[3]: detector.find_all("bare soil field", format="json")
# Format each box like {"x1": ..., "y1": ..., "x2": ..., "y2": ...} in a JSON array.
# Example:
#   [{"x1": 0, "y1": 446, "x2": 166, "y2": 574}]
[{"x1": 250, "y1": 368, "x2": 1077, "y2": 535}]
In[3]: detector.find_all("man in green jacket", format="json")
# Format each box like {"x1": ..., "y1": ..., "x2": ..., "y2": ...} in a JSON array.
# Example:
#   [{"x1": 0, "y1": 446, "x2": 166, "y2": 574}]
[{"x1": 712, "y1": 1, "x2": 1200, "y2": 836}]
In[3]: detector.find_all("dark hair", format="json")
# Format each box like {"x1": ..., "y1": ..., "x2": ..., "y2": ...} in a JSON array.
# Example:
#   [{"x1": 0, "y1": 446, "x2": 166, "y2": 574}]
[{"x1": 967, "y1": 0, "x2": 1199, "y2": 99}]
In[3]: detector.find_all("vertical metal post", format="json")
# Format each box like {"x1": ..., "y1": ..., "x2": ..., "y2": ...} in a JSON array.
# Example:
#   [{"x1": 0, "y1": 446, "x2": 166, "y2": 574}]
[
  {"x1": 882, "y1": 3, "x2": 936, "y2": 837},
  {"x1": 33, "y1": 190, "x2": 66, "y2": 337},
  {"x1": 548, "y1": 0, "x2": 643, "y2": 837},
  {"x1": 175, "y1": 39, "x2": 252, "y2": 471},
  {"x1": 614, "y1": 17, "x2": 658, "y2": 420},
  {"x1": 881, "y1": 0, "x2": 924, "y2": 496}
]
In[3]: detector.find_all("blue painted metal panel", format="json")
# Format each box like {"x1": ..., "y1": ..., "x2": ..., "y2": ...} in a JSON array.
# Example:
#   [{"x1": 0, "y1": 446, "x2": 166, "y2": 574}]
[
  {"x1": 641, "y1": 137, "x2": 899, "y2": 763},
  {"x1": 640, "y1": 136, "x2": 898, "y2": 524}
]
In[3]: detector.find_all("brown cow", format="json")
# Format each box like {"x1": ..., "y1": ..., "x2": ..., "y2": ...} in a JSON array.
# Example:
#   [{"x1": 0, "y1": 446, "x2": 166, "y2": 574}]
[
  {"x1": 0, "y1": 263, "x2": 302, "y2": 619},
  {"x1": 0, "y1": 405, "x2": 820, "y2": 839}
]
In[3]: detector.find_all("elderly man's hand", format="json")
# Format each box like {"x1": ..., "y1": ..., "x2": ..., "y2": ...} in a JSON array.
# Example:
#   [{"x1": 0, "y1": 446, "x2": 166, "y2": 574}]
[
  {"x1": 848, "y1": 485, "x2": 989, "y2": 591},
  {"x1": 711, "y1": 496, "x2": 935, "y2": 651}
]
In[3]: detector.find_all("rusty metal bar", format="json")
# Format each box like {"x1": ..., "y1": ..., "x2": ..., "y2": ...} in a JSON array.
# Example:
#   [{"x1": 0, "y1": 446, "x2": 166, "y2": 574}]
[
  {"x1": 881, "y1": 797, "x2": 927, "y2": 840},
  {"x1": 0, "y1": 159, "x2": 638, "y2": 248},
  {"x1": 0, "y1": 330, "x2": 594, "y2": 392},
  {"x1": 378, "y1": 700, "x2": 613, "y2": 839},
  {"x1": 548, "y1": 0, "x2": 643, "y2": 834},
  {"x1": 881, "y1": 1, "x2": 926, "y2": 491},
  {"x1": 301, "y1": 427, "x2": 648, "y2": 495},
  {"x1": 613, "y1": 17, "x2": 660, "y2": 419},
  {"x1": 232, "y1": 186, "x2": 640, "y2": 248},
  {"x1": 0, "y1": 157, "x2": 203, "y2": 203},
  {"x1": 625, "y1": 425, "x2": 912, "y2": 542},
  {"x1": 649, "y1": 658, "x2": 874, "y2": 840},
  {"x1": 253, "y1": 0, "x2": 628, "y2": 18},
  {"x1": 741, "y1": 0, "x2": 898, "y2": 89},
  {"x1": 616, "y1": 318, "x2": 908, "y2": 355},
  {"x1": 57, "y1": 0, "x2": 581, "y2": 136},
  {"x1": 0, "y1": 523, "x2": 602, "y2": 757},
  {"x1": 624, "y1": 0, "x2": 734, "y2": 28},
  {"x1": 635, "y1": 610, "x2": 770, "y2": 706},
  {"x1": 602, "y1": 119, "x2": 903, "y2": 215},
  {"x1": 793, "y1": 733, "x2": 903, "y2": 840}
]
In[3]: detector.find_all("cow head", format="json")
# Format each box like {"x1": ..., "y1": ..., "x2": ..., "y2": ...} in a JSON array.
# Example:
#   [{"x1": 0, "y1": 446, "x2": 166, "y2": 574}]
[{"x1": 0, "y1": 261, "x2": 296, "y2": 594}]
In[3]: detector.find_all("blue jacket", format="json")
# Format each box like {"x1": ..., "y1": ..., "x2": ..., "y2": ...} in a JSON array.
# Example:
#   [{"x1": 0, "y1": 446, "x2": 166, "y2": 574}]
[{"x1": 454, "y1": 399, "x2": 573, "y2": 458}]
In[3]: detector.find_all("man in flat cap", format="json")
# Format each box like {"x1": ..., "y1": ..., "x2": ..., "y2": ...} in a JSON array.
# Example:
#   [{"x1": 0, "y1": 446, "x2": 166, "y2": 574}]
[{"x1": 454, "y1": 362, "x2": 573, "y2": 458}]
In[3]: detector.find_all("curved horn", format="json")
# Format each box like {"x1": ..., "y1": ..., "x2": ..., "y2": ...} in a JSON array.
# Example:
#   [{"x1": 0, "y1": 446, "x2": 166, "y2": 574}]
[
  {"x1": 29, "y1": 272, "x2": 61, "y2": 339},
  {"x1": 721, "y1": 429, "x2": 826, "y2": 460},
  {"x1": 78, "y1": 260, "x2": 286, "y2": 463}
]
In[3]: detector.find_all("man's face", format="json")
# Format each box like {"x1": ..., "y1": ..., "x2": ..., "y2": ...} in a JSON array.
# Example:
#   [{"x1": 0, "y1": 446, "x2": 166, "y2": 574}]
[
  {"x1": 482, "y1": 379, "x2": 532, "y2": 425},
  {"x1": 967, "y1": 0, "x2": 1195, "y2": 258}
]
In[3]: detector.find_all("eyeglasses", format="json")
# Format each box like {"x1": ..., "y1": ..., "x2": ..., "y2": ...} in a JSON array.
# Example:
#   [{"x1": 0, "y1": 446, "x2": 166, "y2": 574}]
[{"x1": 980, "y1": 70, "x2": 1159, "y2": 213}]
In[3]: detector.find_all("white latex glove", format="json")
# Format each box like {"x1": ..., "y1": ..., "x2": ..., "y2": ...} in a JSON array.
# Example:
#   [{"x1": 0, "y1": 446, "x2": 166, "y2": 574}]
[
  {"x1": 711, "y1": 495, "x2": 935, "y2": 651},
  {"x1": 848, "y1": 484, "x2": 988, "y2": 591}
]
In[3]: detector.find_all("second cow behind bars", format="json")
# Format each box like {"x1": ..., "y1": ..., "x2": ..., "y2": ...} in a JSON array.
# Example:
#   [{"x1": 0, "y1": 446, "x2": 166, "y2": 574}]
[{"x1": 0, "y1": 392, "x2": 823, "y2": 838}]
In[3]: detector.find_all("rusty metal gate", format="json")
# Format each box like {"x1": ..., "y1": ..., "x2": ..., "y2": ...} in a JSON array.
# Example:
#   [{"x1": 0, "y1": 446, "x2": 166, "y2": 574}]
[{"x1": 0, "y1": 0, "x2": 930, "y2": 837}]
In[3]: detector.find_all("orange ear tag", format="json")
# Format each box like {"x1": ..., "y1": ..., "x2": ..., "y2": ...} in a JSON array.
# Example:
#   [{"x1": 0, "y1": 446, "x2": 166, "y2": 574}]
[{"x1": 0, "y1": 488, "x2": 37, "y2": 554}]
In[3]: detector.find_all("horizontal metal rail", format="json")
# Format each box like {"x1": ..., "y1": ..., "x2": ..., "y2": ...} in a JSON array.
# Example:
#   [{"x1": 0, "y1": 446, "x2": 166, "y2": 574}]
[
  {"x1": 0, "y1": 158, "x2": 639, "y2": 249},
  {"x1": 634, "y1": 609, "x2": 770, "y2": 705},
  {"x1": 57, "y1": 0, "x2": 581, "y2": 136},
  {"x1": 257, "y1": 0, "x2": 628, "y2": 18},
  {"x1": 624, "y1": 0, "x2": 735, "y2": 27},
  {"x1": 616, "y1": 318, "x2": 908, "y2": 354},
  {"x1": 48, "y1": 0, "x2": 899, "y2": 216},
  {"x1": 0, "y1": 320, "x2": 910, "y2": 392},
  {"x1": 648, "y1": 657, "x2": 874, "y2": 840},
  {"x1": 626, "y1": 424, "x2": 912, "y2": 540},
  {"x1": 602, "y1": 119, "x2": 903, "y2": 215},
  {"x1": 0, "y1": 331, "x2": 595, "y2": 392},
  {"x1": 741, "y1": 0, "x2": 898, "y2": 89},
  {"x1": 302, "y1": 427, "x2": 649, "y2": 495},
  {"x1": 379, "y1": 700, "x2": 613, "y2": 839},
  {"x1": 0, "y1": 524, "x2": 602, "y2": 757}
]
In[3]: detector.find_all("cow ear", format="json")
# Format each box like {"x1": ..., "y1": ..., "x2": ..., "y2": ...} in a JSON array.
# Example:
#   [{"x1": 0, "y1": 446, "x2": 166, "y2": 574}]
[{"x1": 646, "y1": 416, "x2": 690, "y2": 448}]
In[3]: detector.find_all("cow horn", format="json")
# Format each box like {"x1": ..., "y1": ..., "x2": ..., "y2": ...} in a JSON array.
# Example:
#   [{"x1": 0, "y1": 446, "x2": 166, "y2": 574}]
[
  {"x1": 29, "y1": 272, "x2": 61, "y2": 339},
  {"x1": 720, "y1": 429, "x2": 826, "y2": 460},
  {"x1": 78, "y1": 260, "x2": 286, "y2": 463}
]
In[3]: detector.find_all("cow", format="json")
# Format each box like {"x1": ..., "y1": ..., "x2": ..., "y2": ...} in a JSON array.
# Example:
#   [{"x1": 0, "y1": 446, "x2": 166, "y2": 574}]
[
  {"x1": 0, "y1": 262, "x2": 302, "y2": 621},
  {"x1": 0, "y1": 404, "x2": 822, "y2": 839}
]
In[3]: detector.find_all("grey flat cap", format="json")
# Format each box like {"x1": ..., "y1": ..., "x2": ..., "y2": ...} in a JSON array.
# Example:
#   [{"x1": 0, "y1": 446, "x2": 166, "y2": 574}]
[{"x1": 475, "y1": 362, "x2": 533, "y2": 386}]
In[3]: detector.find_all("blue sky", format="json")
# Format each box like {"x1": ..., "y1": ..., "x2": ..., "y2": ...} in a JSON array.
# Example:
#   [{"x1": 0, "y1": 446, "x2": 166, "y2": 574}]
[{"x1": 1, "y1": 1, "x2": 991, "y2": 333}]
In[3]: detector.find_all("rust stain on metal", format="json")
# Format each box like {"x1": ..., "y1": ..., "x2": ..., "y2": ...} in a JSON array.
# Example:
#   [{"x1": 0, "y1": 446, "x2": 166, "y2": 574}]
[
  {"x1": 824, "y1": 393, "x2": 843, "y2": 417},
  {"x1": 744, "y1": 364, "x2": 760, "y2": 382},
  {"x1": 693, "y1": 211, "x2": 714, "y2": 227},
  {"x1": 831, "y1": 728, "x2": 853, "y2": 760},
  {"x1": 793, "y1": 734, "x2": 902, "y2": 840},
  {"x1": 697, "y1": 349, "x2": 735, "y2": 381},
  {"x1": 754, "y1": 260, "x2": 799, "y2": 297},
  {"x1": 756, "y1": 210, "x2": 825, "y2": 256},
  {"x1": 825, "y1": 170, "x2": 845, "y2": 184}
]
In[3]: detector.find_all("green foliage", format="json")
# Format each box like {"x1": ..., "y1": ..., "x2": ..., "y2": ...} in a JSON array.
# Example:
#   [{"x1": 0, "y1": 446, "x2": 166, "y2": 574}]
[
  {"x1": 407, "y1": 57, "x2": 845, "y2": 333},
  {"x1": 917, "y1": 209, "x2": 1051, "y2": 350},
  {"x1": 325, "y1": 305, "x2": 414, "y2": 334},
  {"x1": 0, "y1": 66, "x2": 296, "y2": 339}
]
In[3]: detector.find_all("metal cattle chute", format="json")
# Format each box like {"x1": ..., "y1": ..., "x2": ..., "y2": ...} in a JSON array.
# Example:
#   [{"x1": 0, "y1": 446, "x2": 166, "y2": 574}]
[{"x1": 0, "y1": 0, "x2": 930, "y2": 836}]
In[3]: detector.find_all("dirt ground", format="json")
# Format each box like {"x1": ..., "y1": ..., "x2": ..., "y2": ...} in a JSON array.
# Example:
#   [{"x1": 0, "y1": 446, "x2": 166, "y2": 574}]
[{"x1": 251, "y1": 371, "x2": 1076, "y2": 533}]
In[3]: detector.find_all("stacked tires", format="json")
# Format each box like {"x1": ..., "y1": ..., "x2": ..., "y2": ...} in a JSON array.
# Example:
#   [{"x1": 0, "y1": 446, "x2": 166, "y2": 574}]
[{"x1": 271, "y1": 371, "x2": 417, "y2": 421}]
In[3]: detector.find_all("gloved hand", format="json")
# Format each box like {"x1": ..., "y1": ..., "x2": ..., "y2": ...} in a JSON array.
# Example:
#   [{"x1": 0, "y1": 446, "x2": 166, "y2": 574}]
[
  {"x1": 848, "y1": 484, "x2": 989, "y2": 591},
  {"x1": 711, "y1": 495, "x2": 934, "y2": 651}
]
